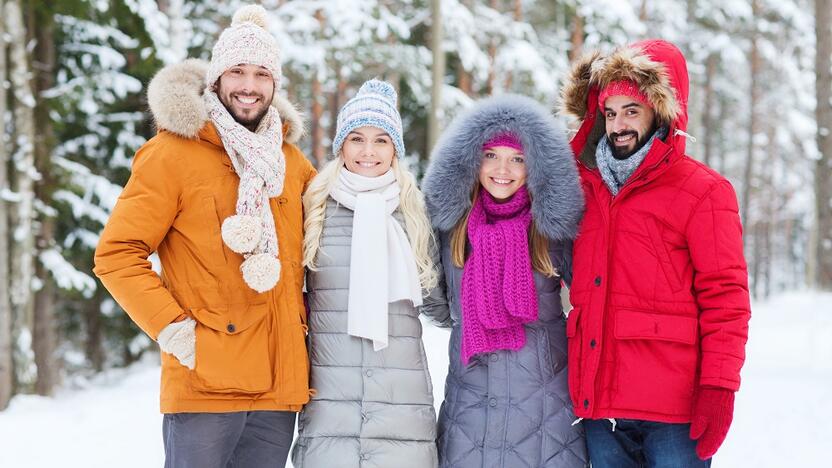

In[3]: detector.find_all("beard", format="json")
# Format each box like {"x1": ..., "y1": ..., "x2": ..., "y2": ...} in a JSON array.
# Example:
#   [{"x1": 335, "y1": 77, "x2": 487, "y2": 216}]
[
  {"x1": 608, "y1": 125, "x2": 657, "y2": 160},
  {"x1": 218, "y1": 90, "x2": 271, "y2": 131}
]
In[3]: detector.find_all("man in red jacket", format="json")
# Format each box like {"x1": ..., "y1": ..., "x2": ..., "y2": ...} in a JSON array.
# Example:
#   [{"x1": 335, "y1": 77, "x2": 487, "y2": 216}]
[{"x1": 559, "y1": 39, "x2": 750, "y2": 467}]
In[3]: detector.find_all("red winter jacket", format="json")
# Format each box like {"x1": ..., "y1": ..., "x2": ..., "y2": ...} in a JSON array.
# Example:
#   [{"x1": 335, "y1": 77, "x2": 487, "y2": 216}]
[{"x1": 561, "y1": 40, "x2": 751, "y2": 423}]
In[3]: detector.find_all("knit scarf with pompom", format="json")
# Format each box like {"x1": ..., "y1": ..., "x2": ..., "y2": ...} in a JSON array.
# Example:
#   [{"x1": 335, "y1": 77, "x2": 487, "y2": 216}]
[
  {"x1": 204, "y1": 89, "x2": 286, "y2": 293},
  {"x1": 460, "y1": 185, "x2": 537, "y2": 364}
]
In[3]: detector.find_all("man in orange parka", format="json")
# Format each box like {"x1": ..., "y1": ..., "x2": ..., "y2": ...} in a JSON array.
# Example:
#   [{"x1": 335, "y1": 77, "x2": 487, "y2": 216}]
[{"x1": 93, "y1": 5, "x2": 315, "y2": 467}]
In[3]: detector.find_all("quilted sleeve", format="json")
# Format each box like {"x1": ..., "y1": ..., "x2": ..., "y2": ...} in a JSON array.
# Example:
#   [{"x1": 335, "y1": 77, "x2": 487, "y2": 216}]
[
  {"x1": 93, "y1": 141, "x2": 185, "y2": 340},
  {"x1": 419, "y1": 231, "x2": 452, "y2": 328},
  {"x1": 685, "y1": 180, "x2": 751, "y2": 391}
]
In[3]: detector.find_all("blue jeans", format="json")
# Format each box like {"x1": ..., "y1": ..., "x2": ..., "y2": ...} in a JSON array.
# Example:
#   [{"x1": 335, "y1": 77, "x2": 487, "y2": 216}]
[
  {"x1": 584, "y1": 418, "x2": 711, "y2": 468},
  {"x1": 163, "y1": 411, "x2": 296, "y2": 468}
]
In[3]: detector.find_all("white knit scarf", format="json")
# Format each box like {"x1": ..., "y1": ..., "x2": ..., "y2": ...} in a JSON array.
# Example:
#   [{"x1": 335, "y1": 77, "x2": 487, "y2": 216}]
[
  {"x1": 204, "y1": 89, "x2": 286, "y2": 293},
  {"x1": 330, "y1": 168, "x2": 423, "y2": 351}
]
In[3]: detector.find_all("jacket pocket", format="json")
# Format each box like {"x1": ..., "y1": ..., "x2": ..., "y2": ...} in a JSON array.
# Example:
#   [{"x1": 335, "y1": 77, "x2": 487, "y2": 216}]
[
  {"x1": 612, "y1": 308, "x2": 698, "y2": 414},
  {"x1": 614, "y1": 309, "x2": 697, "y2": 344},
  {"x1": 202, "y1": 196, "x2": 228, "y2": 267},
  {"x1": 190, "y1": 302, "x2": 273, "y2": 394},
  {"x1": 645, "y1": 217, "x2": 684, "y2": 293}
]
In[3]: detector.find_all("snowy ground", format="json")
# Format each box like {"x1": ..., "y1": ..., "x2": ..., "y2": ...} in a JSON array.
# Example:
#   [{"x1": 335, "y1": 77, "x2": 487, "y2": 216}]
[{"x1": 1, "y1": 291, "x2": 830, "y2": 467}]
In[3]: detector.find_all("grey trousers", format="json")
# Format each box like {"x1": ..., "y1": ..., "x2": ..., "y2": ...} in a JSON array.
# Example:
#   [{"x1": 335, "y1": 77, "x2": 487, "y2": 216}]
[{"x1": 163, "y1": 411, "x2": 296, "y2": 468}]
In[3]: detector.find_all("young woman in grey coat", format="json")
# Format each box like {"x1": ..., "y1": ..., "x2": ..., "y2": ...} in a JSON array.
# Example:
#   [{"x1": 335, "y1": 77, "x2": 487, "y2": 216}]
[
  {"x1": 421, "y1": 94, "x2": 589, "y2": 468},
  {"x1": 291, "y1": 80, "x2": 444, "y2": 468}
]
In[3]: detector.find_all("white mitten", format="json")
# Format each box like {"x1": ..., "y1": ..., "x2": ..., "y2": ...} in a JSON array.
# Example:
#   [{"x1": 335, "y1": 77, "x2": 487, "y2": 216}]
[{"x1": 157, "y1": 318, "x2": 196, "y2": 370}]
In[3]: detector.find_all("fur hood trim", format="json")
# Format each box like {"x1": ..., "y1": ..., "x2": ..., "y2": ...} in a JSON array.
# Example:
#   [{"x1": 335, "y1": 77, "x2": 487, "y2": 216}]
[
  {"x1": 422, "y1": 94, "x2": 584, "y2": 241},
  {"x1": 558, "y1": 51, "x2": 601, "y2": 120},
  {"x1": 147, "y1": 59, "x2": 305, "y2": 144},
  {"x1": 559, "y1": 44, "x2": 681, "y2": 125}
]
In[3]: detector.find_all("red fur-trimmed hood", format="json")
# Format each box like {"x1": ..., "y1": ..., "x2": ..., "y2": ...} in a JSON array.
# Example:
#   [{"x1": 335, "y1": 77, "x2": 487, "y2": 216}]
[{"x1": 558, "y1": 39, "x2": 690, "y2": 162}]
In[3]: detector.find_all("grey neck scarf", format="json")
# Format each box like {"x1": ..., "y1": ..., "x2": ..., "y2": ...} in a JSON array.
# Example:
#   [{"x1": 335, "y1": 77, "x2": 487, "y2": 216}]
[{"x1": 596, "y1": 126, "x2": 668, "y2": 196}]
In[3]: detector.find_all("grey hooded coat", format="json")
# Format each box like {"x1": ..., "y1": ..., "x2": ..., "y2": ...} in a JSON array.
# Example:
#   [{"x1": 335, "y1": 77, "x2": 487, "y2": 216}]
[
  {"x1": 421, "y1": 95, "x2": 589, "y2": 468},
  {"x1": 291, "y1": 200, "x2": 444, "y2": 468}
]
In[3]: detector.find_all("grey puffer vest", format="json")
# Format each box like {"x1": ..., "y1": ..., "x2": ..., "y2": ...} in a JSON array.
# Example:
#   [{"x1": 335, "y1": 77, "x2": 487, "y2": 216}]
[
  {"x1": 423, "y1": 233, "x2": 587, "y2": 468},
  {"x1": 291, "y1": 200, "x2": 441, "y2": 468}
]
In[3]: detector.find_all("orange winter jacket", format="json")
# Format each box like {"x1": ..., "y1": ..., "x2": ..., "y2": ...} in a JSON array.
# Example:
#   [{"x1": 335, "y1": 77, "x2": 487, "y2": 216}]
[{"x1": 93, "y1": 60, "x2": 316, "y2": 413}]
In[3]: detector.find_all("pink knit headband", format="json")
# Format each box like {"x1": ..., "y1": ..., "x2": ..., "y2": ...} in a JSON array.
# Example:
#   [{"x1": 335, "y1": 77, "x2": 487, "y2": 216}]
[{"x1": 482, "y1": 132, "x2": 523, "y2": 153}]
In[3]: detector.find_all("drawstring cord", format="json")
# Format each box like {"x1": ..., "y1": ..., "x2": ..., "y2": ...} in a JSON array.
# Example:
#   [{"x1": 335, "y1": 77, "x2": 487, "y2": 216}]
[{"x1": 674, "y1": 129, "x2": 697, "y2": 143}]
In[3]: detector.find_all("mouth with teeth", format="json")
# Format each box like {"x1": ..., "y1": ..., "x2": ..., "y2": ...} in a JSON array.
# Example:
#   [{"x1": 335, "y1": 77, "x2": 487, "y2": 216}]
[
  {"x1": 355, "y1": 161, "x2": 380, "y2": 168},
  {"x1": 233, "y1": 94, "x2": 262, "y2": 108},
  {"x1": 490, "y1": 177, "x2": 514, "y2": 185},
  {"x1": 610, "y1": 130, "x2": 638, "y2": 147}
]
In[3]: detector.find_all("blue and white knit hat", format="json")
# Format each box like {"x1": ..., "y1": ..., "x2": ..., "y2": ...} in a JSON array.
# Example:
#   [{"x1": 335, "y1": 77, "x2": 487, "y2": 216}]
[{"x1": 332, "y1": 79, "x2": 405, "y2": 159}]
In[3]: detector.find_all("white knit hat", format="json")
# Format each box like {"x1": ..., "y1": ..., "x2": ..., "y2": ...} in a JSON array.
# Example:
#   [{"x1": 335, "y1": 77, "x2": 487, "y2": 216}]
[
  {"x1": 206, "y1": 4, "x2": 281, "y2": 89},
  {"x1": 332, "y1": 80, "x2": 405, "y2": 159}
]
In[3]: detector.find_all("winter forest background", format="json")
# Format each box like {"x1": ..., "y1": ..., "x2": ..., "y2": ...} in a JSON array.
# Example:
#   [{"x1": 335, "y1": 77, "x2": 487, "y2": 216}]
[{"x1": 0, "y1": 0, "x2": 831, "y2": 445}]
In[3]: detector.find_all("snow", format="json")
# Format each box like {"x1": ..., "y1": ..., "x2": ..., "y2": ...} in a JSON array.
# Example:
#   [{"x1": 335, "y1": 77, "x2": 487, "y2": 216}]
[
  {"x1": 38, "y1": 248, "x2": 97, "y2": 298},
  {"x1": 1, "y1": 291, "x2": 830, "y2": 467}
]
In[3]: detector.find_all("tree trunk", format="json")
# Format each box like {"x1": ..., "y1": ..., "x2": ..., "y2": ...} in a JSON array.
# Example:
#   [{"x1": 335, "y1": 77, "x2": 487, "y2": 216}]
[
  {"x1": 741, "y1": 0, "x2": 761, "y2": 238},
  {"x1": 85, "y1": 292, "x2": 104, "y2": 372},
  {"x1": 486, "y1": 0, "x2": 498, "y2": 94},
  {"x1": 428, "y1": 0, "x2": 445, "y2": 153},
  {"x1": 457, "y1": 67, "x2": 472, "y2": 97},
  {"x1": 309, "y1": 10, "x2": 326, "y2": 168},
  {"x1": 815, "y1": 0, "x2": 832, "y2": 289},
  {"x1": 0, "y1": 0, "x2": 14, "y2": 410},
  {"x1": 29, "y1": 0, "x2": 59, "y2": 396},
  {"x1": 702, "y1": 53, "x2": 718, "y2": 167},
  {"x1": 6, "y1": 0, "x2": 38, "y2": 389},
  {"x1": 569, "y1": 12, "x2": 584, "y2": 61},
  {"x1": 503, "y1": 0, "x2": 522, "y2": 90},
  {"x1": 310, "y1": 76, "x2": 325, "y2": 167}
]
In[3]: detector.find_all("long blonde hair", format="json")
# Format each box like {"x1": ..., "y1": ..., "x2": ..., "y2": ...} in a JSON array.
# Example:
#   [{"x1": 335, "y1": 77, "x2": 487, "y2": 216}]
[
  {"x1": 450, "y1": 185, "x2": 557, "y2": 277},
  {"x1": 303, "y1": 157, "x2": 438, "y2": 291}
]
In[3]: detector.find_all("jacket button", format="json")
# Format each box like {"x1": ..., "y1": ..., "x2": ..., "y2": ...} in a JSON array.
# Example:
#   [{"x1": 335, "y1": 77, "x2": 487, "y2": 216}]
[
  {"x1": 583, "y1": 398, "x2": 590, "y2": 409},
  {"x1": 365, "y1": 369, "x2": 373, "y2": 377},
  {"x1": 489, "y1": 353, "x2": 499, "y2": 362},
  {"x1": 489, "y1": 398, "x2": 498, "y2": 407},
  {"x1": 360, "y1": 454, "x2": 369, "y2": 461},
  {"x1": 590, "y1": 339, "x2": 597, "y2": 349},
  {"x1": 594, "y1": 276, "x2": 601, "y2": 286},
  {"x1": 226, "y1": 323, "x2": 236, "y2": 333}
]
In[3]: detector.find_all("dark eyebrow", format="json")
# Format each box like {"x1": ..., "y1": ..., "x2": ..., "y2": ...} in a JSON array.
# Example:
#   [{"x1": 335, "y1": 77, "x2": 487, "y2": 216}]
[{"x1": 605, "y1": 102, "x2": 642, "y2": 113}]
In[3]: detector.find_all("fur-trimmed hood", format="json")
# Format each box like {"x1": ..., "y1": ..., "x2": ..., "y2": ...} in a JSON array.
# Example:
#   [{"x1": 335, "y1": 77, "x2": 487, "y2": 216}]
[
  {"x1": 558, "y1": 39, "x2": 690, "y2": 163},
  {"x1": 147, "y1": 58, "x2": 305, "y2": 144},
  {"x1": 422, "y1": 94, "x2": 584, "y2": 241}
]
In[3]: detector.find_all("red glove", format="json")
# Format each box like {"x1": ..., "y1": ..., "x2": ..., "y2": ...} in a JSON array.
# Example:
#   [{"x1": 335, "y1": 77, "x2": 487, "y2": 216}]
[{"x1": 689, "y1": 387, "x2": 735, "y2": 460}]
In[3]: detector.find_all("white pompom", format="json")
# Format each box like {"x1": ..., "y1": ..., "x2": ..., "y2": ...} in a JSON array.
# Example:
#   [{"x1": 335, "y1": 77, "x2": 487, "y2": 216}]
[
  {"x1": 241, "y1": 253, "x2": 281, "y2": 293},
  {"x1": 232, "y1": 4, "x2": 268, "y2": 28},
  {"x1": 221, "y1": 214, "x2": 262, "y2": 254}
]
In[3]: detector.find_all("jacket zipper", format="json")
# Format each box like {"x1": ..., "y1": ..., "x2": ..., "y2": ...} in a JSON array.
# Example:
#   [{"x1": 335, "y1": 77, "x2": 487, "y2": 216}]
[{"x1": 591, "y1": 146, "x2": 674, "y2": 417}]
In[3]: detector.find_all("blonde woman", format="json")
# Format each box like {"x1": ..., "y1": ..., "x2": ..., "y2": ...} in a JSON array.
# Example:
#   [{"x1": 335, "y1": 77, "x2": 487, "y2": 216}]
[{"x1": 291, "y1": 80, "x2": 445, "y2": 468}]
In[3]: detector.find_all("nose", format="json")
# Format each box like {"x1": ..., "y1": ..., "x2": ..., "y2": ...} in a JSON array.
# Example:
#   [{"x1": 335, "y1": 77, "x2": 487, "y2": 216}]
[
  {"x1": 612, "y1": 114, "x2": 629, "y2": 133},
  {"x1": 238, "y1": 73, "x2": 258, "y2": 94},
  {"x1": 360, "y1": 140, "x2": 376, "y2": 157},
  {"x1": 494, "y1": 156, "x2": 510, "y2": 173}
]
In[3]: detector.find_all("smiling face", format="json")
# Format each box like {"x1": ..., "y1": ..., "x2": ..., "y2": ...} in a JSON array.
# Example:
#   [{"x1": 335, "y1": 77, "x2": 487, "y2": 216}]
[
  {"x1": 340, "y1": 126, "x2": 396, "y2": 177},
  {"x1": 478, "y1": 146, "x2": 527, "y2": 202},
  {"x1": 216, "y1": 64, "x2": 275, "y2": 131},
  {"x1": 603, "y1": 94, "x2": 657, "y2": 159}
]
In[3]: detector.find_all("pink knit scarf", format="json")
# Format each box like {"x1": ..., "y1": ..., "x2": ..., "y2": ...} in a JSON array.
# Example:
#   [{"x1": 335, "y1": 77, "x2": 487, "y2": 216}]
[{"x1": 460, "y1": 185, "x2": 537, "y2": 364}]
